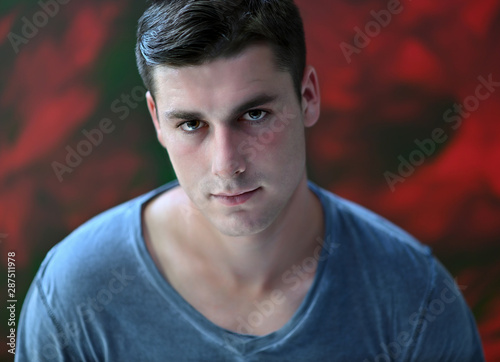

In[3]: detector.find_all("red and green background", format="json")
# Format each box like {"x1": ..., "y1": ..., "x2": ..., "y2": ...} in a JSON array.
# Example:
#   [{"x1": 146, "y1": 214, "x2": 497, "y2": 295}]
[{"x1": 1, "y1": 0, "x2": 499, "y2": 360}]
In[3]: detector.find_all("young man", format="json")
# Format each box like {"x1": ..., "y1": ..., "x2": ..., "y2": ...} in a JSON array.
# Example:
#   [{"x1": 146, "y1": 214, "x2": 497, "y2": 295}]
[{"x1": 17, "y1": 0, "x2": 484, "y2": 361}]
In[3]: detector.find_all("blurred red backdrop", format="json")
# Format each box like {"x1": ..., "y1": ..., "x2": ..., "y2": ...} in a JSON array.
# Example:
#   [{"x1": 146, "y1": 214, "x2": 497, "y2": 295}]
[{"x1": 0, "y1": 0, "x2": 499, "y2": 360}]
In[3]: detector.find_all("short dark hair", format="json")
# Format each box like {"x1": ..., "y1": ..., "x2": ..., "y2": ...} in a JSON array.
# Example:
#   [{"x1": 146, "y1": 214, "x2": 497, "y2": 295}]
[{"x1": 135, "y1": 0, "x2": 306, "y2": 99}]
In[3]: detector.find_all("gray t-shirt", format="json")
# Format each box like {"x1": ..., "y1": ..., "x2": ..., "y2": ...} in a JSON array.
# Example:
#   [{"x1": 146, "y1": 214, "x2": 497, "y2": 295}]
[{"x1": 16, "y1": 181, "x2": 484, "y2": 361}]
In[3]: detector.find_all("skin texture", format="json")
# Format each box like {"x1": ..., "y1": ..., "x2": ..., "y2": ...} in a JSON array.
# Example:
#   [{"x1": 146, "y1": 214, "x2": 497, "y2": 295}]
[{"x1": 143, "y1": 44, "x2": 323, "y2": 335}]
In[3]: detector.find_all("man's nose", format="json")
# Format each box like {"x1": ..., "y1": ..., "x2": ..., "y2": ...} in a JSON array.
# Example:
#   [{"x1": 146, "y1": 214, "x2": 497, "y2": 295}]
[{"x1": 211, "y1": 126, "x2": 246, "y2": 179}]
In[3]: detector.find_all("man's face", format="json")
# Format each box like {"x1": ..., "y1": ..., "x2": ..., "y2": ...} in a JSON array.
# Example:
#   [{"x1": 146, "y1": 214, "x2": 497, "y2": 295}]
[{"x1": 147, "y1": 44, "x2": 319, "y2": 237}]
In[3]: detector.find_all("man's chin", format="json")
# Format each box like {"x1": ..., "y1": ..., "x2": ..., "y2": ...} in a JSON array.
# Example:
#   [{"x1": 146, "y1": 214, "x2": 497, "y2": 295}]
[{"x1": 206, "y1": 213, "x2": 273, "y2": 238}]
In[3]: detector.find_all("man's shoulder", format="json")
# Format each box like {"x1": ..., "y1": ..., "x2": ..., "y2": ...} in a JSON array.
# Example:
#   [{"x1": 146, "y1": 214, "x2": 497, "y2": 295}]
[
  {"x1": 312, "y1": 183, "x2": 470, "y2": 352},
  {"x1": 34, "y1": 181, "x2": 178, "y2": 297},
  {"x1": 311, "y1": 182, "x2": 436, "y2": 300},
  {"x1": 17, "y1": 183, "x2": 181, "y2": 361},
  {"x1": 312, "y1": 182, "x2": 430, "y2": 257}
]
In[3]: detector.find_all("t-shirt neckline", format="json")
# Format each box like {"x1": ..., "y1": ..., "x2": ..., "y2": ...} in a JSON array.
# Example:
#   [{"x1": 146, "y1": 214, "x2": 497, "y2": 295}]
[{"x1": 131, "y1": 179, "x2": 334, "y2": 355}]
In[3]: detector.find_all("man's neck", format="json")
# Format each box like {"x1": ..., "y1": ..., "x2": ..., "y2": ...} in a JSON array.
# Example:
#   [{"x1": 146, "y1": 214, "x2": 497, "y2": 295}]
[
  {"x1": 144, "y1": 176, "x2": 324, "y2": 293},
  {"x1": 187, "y1": 176, "x2": 324, "y2": 289}
]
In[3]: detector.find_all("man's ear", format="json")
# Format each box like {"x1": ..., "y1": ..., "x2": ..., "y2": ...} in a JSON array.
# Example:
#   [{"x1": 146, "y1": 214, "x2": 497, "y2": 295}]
[
  {"x1": 300, "y1": 65, "x2": 321, "y2": 127},
  {"x1": 146, "y1": 91, "x2": 167, "y2": 148}
]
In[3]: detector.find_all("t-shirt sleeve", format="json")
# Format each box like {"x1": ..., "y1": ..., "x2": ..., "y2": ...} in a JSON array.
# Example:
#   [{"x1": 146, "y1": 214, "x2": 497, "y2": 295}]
[
  {"x1": 409, "y1": 258, "x2": 485, "y2": 361},
  {"x1": 15, "y1": 278, "x2": 80, "y2": 362}
]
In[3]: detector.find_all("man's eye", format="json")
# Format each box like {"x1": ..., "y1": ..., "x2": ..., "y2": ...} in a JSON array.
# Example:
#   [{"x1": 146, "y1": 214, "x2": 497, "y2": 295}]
[
  {"x1": 180, "y1": 120, "x2": 204, "y2": 132},
  {"x1": 242, "y1": 110, "x2": 267, "y2": 122}
]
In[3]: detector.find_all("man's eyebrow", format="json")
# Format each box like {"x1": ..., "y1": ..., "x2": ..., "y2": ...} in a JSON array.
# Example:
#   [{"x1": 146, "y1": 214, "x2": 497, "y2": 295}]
[
  {"x1": 164, "y1": 110, "x2": 203, "y2": 121},
  {"x1": 232, "y1": 93, "x2": 278, "y2": 116},
  {"x1": 163, "y1": 93, "x2": 278, "y2": 122}
]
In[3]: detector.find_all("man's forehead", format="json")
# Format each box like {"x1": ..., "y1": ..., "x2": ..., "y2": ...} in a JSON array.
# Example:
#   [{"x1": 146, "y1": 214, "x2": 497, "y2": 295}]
[
  {"x1": 151, "y1": 44, "x2": 291, "y2": 95},
  {"x1": 151, "y1": 46, "x2": 295, "y2": 116}
]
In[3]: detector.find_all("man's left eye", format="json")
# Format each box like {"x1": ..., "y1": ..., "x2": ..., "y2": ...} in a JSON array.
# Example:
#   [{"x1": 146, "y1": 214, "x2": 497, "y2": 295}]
[{"x1": 242, "y1": 110, "x2": 267, "y2": 121}]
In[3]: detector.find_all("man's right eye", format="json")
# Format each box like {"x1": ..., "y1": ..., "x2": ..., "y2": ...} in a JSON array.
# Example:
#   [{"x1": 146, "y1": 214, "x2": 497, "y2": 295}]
[{"x1": 179, "y1": 120, "x2": 204, "y2": 132}]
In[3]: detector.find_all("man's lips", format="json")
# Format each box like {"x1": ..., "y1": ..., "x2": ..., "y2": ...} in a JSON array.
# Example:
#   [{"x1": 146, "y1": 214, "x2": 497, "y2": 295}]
[
  {"x1": 211, "y1": 187, "x2": 261, "y2": 206},
  {"x1": 213, "y1": 188, "x2": 258, "y2": 197}
]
